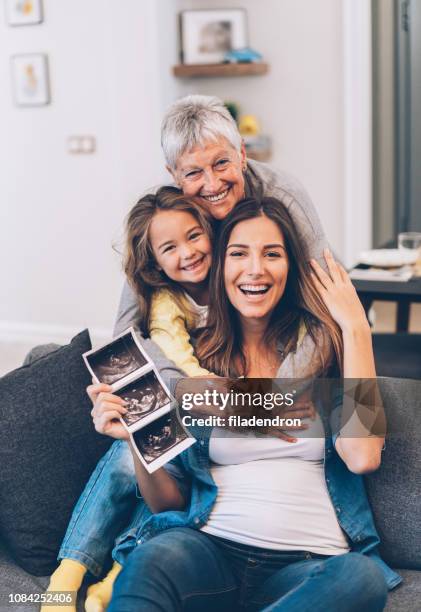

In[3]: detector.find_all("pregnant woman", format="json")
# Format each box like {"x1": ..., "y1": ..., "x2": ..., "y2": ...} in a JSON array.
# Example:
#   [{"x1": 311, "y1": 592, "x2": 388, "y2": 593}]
[{"x1": 91, "y1": 197, "x2": 400, "y2": 611}]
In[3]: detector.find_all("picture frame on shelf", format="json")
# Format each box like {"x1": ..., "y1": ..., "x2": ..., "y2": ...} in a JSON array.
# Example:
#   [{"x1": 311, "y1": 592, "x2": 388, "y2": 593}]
[
  {"x1": 180, "y1": 9, "x2": 248, "y2": 65},
  {"x1": 5, "y1": 0, "x2": 43, "y2": 26},
  {"x1": 11, "y1": 54, "x2": 50, "y2": 107}
]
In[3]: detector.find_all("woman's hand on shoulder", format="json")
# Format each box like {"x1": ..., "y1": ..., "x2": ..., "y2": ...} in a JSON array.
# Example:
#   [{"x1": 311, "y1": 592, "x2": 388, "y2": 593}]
[
  {"x1": 310, "y1": 249, "x2": 369, "y2": 334},
  {"x1": 86, "y1": 382, "x2": 129, "y2": 440}
]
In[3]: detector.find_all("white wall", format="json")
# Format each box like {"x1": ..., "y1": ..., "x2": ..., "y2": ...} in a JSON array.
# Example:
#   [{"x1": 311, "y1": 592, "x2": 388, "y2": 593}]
[
  {"x1": 0, "y1": 0, "x2": 371, "y2": 345},
  {"x1": 176, "y1": 0, "x2": 346, "y2": 257},
  {"x1": 0, "y1": 0, "x2": 172, "y2": 343}
]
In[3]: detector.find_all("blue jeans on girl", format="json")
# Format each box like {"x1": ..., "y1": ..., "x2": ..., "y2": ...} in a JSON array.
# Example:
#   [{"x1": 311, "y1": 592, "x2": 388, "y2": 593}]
[{"x1": 58, "y1": 440, "x2": 138, "y2": 577}]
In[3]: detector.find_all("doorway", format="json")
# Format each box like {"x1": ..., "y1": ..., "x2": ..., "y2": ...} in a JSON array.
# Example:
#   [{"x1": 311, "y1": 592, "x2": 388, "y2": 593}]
[{"x1": 372, "y1": 0, "x2": 421, "y2": 247}]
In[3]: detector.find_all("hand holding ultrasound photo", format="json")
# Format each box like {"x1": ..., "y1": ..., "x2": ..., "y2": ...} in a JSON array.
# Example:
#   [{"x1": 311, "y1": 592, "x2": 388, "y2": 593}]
[{"x1": 83, "y1": 328, "x2": 195, "y2": 472}]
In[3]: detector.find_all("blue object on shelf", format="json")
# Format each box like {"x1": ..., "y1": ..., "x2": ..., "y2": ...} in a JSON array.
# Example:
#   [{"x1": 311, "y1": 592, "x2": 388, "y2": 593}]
[{"x1": 223, "y1": 47, "x2": 263, "y2": 63}]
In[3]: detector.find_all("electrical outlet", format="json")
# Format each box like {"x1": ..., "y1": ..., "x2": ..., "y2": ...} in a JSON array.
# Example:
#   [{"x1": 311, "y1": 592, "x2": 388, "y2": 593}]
[{"x1": 67, "y1": 135, "x2": 96, "y2": 154}]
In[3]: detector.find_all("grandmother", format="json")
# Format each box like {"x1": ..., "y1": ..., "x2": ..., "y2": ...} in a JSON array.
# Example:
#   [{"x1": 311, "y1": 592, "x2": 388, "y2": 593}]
[{"x1": 115, "y1": 94, "x2": 328, "y2": 336}]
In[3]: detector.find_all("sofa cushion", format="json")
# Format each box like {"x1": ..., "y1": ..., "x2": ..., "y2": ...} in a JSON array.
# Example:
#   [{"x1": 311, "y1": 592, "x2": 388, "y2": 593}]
[
  {"x1": 385, "y1": 569, "x2": 421, "y2": 611},
  {"x1": 373, "y1": 333, "x2": 421, "y2": 379},
  {"x1": 365, "y1": 377, "x2": 421, "y2": 570},
  {"x1": 0, "y1": 330, "x2": 113, "y2": 576},
  {"x1": 0, "y1": 540, "x2": 49, "y2": 612},
  {"x1": 0, "y1": 540, "x2": 88, "y2": 612}
]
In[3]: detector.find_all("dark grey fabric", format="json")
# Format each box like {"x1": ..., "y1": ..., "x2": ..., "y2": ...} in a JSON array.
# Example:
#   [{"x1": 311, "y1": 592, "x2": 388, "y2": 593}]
[
  {"x1": 373, "y1": 334, "x2": 421, "y2": 379},
  {"x1": 385, "y1": 570, "x2": 421, "y2": 611},
  {"x1": 0, "y1": 330, "x2": 113, "y2": 576},
  {"x1": 0, "y1": 541, "x2": 87, "y2": 612},
  {"x1": 23, "y1": 343, "x2": 61, "y2": 366},
  {"x1": 365, "y1": 377, "x2": 421, "y2": 569},
  {"x1": 0, "y1": 541, "x2": 49, "y2": 612}
]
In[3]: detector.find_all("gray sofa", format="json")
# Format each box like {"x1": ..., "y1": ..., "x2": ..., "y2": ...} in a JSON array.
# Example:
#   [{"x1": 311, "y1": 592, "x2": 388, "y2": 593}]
[{"x1": 0, "y1": 375, "x2": 420, "y2": 611}]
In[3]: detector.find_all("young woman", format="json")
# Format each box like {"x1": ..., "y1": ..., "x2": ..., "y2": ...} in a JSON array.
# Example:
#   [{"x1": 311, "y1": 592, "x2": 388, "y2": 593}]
[{"x1": 91, "y1": 198, "x2": 399, "y2": 611}]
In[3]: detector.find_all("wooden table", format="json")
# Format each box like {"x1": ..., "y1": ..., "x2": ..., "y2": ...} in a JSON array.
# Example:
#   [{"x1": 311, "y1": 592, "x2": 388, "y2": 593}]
[{"x1": 351, "y1": 274, "x2": 421, "y2": 332}]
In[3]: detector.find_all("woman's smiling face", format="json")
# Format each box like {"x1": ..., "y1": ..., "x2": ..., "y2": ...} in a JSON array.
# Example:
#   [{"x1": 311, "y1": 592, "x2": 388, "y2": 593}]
[
  {"x1": 170, "y1": 137, "x2": 246, "y2": 220},
  {"x1": 224, "y1": 214, "x2": 289, "y2": 324}
]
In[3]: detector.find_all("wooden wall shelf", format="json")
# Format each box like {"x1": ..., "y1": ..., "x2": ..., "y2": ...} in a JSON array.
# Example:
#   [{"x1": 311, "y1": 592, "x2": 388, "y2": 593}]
[{"x1": 173, "y1": 62, "x2": 269, "y2": 78}]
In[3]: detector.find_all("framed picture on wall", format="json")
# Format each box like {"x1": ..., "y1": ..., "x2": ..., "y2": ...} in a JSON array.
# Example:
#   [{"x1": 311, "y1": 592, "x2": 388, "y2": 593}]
[
  {"x1": 5, "y1": 0, "x2": 43, "y2": 26},
  {"x1": 11, "y1": 54, "x2": 50, "y2": 106},
  {"x1": 180, "y1": 9, "x2": 248, "y2": 65}
]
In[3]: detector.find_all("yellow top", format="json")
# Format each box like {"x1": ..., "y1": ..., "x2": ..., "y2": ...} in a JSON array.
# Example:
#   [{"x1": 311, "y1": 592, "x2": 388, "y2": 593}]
[
  {"x1": 149, "y1": 289, "x2": 211, "y2": 377},
  {"x1": 150, "y1": 288, "x2": 309, "y2": 378}
]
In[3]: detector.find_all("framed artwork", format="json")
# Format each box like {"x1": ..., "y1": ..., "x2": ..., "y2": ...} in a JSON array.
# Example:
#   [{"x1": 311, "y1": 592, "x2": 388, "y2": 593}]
[
  {"x1": 180, "y1": 9, "x2": 248, "y2": 65},
  {"x1": 5, "y1": 0, "x2": 43, "y2": 26},
  {"x1": 11, "y1": 54, "x2": 50, "y2": 107}
]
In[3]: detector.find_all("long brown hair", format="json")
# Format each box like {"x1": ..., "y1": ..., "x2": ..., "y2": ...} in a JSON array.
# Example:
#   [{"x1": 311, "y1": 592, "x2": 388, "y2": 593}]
[
  {"x1": 124, "y1": 186, "x2": 213, "y2": 335},
  {"x1": 196, "y1": 197, "x2": 343, "y2": 376}
]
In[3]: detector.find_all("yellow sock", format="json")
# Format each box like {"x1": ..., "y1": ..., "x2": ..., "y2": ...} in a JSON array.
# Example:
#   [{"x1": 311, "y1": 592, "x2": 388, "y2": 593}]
[
  {"x1": 84, "y1": 561, "x2": 122, "y2": 612},
  {"x1": 41, "y1": 559, "x2": 87, "y2": 612}
]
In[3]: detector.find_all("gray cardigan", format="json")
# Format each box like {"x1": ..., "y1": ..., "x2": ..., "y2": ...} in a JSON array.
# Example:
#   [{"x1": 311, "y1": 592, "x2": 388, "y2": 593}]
[{"x1": 114, "y1": 160, "x2": 329, "y2": 340}]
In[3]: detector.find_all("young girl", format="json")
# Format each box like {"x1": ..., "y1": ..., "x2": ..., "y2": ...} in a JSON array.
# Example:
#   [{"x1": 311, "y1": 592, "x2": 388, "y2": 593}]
[
  {"x1": 124, "y1": 186, "x2": 214, "y2": 377},
  {"x1": 43, "y1": 186, "x2": 215, "y2": 611}
]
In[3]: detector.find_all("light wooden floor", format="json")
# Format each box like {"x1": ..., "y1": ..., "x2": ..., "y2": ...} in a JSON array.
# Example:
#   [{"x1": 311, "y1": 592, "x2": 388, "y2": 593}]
[{"x1": 0, "y1": 303, "x2": 420, "y2": 377}]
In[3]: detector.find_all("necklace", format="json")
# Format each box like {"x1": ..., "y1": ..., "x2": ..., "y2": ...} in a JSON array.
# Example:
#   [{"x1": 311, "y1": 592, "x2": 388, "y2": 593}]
[{"x1": 246, "y1": 350, "x2": 282, "y2": 378}]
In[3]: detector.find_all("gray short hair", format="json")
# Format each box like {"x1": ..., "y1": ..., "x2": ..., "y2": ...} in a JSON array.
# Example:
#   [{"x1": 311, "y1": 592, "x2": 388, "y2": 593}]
[{"x1": 161, "y1": 95, "x2": 242, "y2": 170}]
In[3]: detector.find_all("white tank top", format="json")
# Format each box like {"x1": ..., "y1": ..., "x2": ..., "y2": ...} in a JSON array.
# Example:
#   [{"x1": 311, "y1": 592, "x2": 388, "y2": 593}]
[{"x1": 201, "y1": 417, "x2": 350, "y2": 556}]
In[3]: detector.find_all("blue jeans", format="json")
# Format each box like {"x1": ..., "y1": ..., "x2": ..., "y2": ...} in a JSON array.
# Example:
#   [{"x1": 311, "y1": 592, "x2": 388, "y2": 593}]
[
  {"x1": 108, "y1": 528, "x2": 388, "y2": 612},
  {"x1": 59, "y1": 440, "x2": 138, "y2": 576}
]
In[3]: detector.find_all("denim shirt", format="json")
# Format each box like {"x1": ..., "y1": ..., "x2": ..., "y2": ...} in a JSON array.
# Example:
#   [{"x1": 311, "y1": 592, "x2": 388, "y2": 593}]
[{"x1": 118, "y1": 399, "x2": 401, "y2": 592}]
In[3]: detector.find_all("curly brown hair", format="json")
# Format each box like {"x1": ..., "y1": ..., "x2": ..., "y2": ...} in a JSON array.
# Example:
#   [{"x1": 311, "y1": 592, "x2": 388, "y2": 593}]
[{"x1": 124, "y1": 186, "x2": 213, "y2": 335}]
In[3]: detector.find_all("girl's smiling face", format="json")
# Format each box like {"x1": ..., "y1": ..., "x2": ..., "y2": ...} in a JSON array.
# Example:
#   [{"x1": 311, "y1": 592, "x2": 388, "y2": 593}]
[
  {"x1": 224, "y1": 214, "x2": 289, "y2": 324},
  {"x1": 149, "y1": 209, "x2": 212, "y2": 290}
]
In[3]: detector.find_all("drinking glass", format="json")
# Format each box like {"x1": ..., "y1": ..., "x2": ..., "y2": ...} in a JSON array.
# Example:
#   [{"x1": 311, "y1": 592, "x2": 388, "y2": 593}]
[{"x1": 398, "y1": 232, "x2": 421, "y2": 253}]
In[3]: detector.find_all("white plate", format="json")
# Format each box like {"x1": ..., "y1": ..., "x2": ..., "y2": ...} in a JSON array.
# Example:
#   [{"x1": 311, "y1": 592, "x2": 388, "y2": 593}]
[{"x1": 358, "y1": 249, "x2": 419, "y2": 267}]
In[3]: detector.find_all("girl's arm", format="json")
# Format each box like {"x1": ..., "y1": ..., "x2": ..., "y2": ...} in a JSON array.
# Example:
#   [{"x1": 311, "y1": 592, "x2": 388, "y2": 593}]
[
  {"x1": 150, "y1": 290, "x2": 211, "y2": 377},
  {"x1": 127, "y1": 439, "x2": 186, "y2": 513},
  {"x1": 311, "y1": 250, "x2": 385, "y2": 474},
  {"x1": 87, "y1": 383, "x2": 186, "y2": 513}
]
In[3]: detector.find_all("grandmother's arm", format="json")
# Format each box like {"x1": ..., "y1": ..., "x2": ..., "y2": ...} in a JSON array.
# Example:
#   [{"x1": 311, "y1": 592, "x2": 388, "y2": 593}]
[
  {"x1": 114, "y1": 281, "x2": 141, "y2": 337},
  {"x1": 264, "y1": 165, "x2": 333, "y2": 269}
]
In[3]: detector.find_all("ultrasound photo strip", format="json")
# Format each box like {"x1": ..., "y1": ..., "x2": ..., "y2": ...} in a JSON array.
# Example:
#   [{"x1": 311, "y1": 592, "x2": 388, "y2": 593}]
[
  {"x1": 83, "y1": 327, "x2": 151, "y2": 390},
  {"x1": 115, "y1": 370, "x2": 174, "y2": 433},
  {"x1": 83, "y1": 327, "x2": 176, "y2": 436},
  {"x1": 130, "y1": 410, "x2": 195, "y2": 474}
]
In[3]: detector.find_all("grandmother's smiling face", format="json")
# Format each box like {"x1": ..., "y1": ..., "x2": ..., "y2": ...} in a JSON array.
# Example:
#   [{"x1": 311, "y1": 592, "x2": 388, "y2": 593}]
[{"x1": 169, "y1": 137, "x2": 246, "y2": 220}]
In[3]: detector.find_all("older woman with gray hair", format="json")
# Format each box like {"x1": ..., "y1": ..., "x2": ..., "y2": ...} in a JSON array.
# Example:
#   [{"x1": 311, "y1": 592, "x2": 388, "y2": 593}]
[{"x1": 42, "y1": 95, "x2": 332, "y2": 611}]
